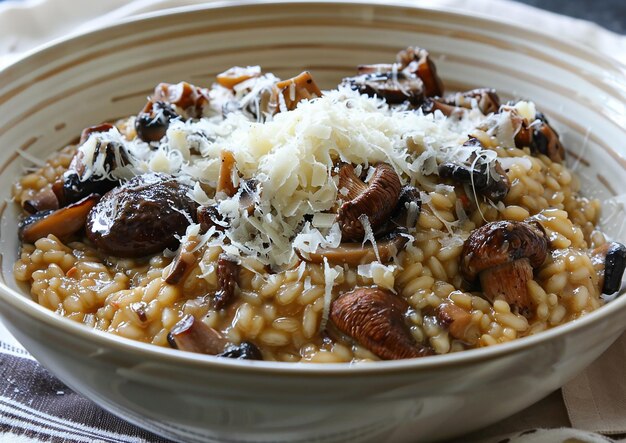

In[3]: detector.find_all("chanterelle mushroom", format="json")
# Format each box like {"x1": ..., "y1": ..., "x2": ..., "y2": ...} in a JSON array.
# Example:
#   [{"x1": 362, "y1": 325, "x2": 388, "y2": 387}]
[
  {"x1": 460, "y1": 220, "x2": 549, "y2": 317},
  {"x1": 336, "y1": 163, "x2": 402, "y2": 241},
  {"x1": 396, "y1": 46, "x2": 444, "y2": 98},
  {"x1": 330, "y1": 287, "x2": 433, "y2": 360},
  {"x1": 591, "y1": 242, "x2": 626, "y2": 295}
]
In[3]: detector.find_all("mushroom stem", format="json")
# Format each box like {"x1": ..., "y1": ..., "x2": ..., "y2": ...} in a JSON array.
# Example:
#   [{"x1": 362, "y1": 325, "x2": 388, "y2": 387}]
[
  {"x1": 216, "y1": 150, "x2": 238, "y2": 199},
  {"x1": 435, "y1": 302, "x2": 477, "y2": 342},
  {"x1": 479, "y1": 258, "x2": 534, "y2": 317},
  {"x1": 167, "y1": 315, "x2": 227, "y2": 354},
  {"x1": 164, "y1": 236, "x2": 200, "y2": 285}
]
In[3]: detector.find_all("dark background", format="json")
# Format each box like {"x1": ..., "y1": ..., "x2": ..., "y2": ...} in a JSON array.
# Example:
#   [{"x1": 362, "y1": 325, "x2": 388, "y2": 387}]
[{"x1": 514, "y1": 0, "x2": 626, "y2": 33}]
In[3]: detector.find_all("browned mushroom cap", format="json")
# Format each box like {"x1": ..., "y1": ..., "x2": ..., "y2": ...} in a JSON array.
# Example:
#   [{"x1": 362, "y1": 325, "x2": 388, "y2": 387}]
[
  {"x1": 330, "y1": 287, "x2": 433, "y2": 360},
  {"x1": 591, "y1": 242, "x2": 626, "y2": 295},
  {"x1": 22, "y1": 187, "x2": 59, "y2": 214},
  {"x1": 214, "y1": 254, "x2": 240, "y2": 310},
  {"x1": 460, "y1": 220, "x2": 548, "y2": 316},
  {"x1": 271, "y1": 71, "x2": 322, "y2": 112},
  {"x1": 135, "y1": 101, "x2": 179, "y2": 143},
  {"x1": 438, "y1": 138, "x2": 510, "y2": 202},
  {"x1": 216, "y1": 66, "x2": 261, "y2": 89},
  {"x1": 341, "y1": 70, "x2": 425, "y2": 105},
  {"x1": 396, "y1": 46, "x2": 444, "y2": 98},
  {"x1": 153, "y1": 81, "x2": 209, "y2": 119},
  {"x1": 79, "y1": 123, "x2": 114, "y2": 145},
  {"x1": 445, "y1": 88, "x2": 500, "y2": 115},
  {"x1": 18, "y1": 194, "x2": 100, "y2": 243},
  {"x1": 510, "y1": 108, "x2": 565, "y2": 163},
  {"x1": 435, "y1": 302, "x2": 476, "y2": 342},
  {"x1": 300, "y1": 228, "x2": 409, "y2": 266},
  {"x1": 86, "y1": 173, "x2": 198, "y2": 257},
  {"x1": 336, "y1": 163, "x2": 402, "y2": 241},
  {"x1": 167, "y1": 315, "x2": 227, "y2": 354}
]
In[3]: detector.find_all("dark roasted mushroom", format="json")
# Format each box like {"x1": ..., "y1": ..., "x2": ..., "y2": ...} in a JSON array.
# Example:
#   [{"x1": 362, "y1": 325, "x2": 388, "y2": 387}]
[
  {"x1": 164, "y1": 237, "x2": 200, "y2": 285},
  {"x1": 135, "y1": 101, "x2": 179, "y2": 143},
  {"x1": 392, "y1": 185, "x2": 422, "y2": 228},
  {"x1": 330, "y1": 287, "x2": 433, "y2": 360},
  {"x1": 438, "y1": 138, "x2": 510, "y2": 202},
  {"x1": 460, "y1": 220, "x2": 548, "y2": 317},
  {"x1": 167, "y1": 315, "x2": 227, "y2": 354},
  {"x1": 300, "y1": 228, "x2": 409, "y2": 266},
  {"x1": 214, "y1": 254, "x2": 239, "y2": 310},
  {"x1": 271, "y1": 71, "x2": 322, "y2": 112},
  {"x1": 342, "y1": 68, "x2": 425, "y2": 105},
  {"x1": 396, "y1": 46, "x2": 444, "y2": 98},
  {"x1": 591, "y1": 242, "x2": 626, "y2": 295},
  {"x1": 217, "y1": 341, "x2": 263, "y2": 360},
  {"x1": 435, "y1": 302, "x2": 476, "y2": 342},
  {"x1": 197, "y1": 204, "x2": 225, "y2": 233},
  {"x1": 79, "y1": 123, "x2": 114, "y2": 145},
  {"x1": 420, "y1": 98, "x2": 462, "y2": 117},
  {"x1": 152, "y1": 81, "x2": 209, "y2": 119},
  {"x1": 509, "y1": 108, "x2": 565, "y2": 163},
  {"x1": 336, "y1": 163, "x2": 402, "y2": 241},
  {"x1": 19, "y1": 194, "x2": 100, "y2": 243},
  {"x1": 86, "y1": 173, "x2": 198, "y2": 257}
]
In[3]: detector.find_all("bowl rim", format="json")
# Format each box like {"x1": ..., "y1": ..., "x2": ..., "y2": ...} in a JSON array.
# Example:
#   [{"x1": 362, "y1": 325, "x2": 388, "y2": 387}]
[{"x1": 1, "y1": 0, "x2": 625, "y2": 376}]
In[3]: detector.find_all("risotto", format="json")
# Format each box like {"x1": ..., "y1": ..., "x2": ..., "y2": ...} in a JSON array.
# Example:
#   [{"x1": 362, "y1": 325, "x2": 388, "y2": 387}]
[{"x1": 12, "y1": 47, "x2": 626, "y2": 363}]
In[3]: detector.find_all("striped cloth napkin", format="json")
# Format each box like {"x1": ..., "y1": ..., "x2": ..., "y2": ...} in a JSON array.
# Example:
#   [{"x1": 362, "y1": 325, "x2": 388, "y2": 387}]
[{"x1": 1, "y1": 1, "x2": 626, "y2": 442}]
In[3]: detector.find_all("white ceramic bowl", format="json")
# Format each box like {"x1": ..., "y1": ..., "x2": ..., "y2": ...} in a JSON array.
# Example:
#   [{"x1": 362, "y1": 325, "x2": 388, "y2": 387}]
[{"x1": 1, "y1": 2, "x2": 626, "y2": 442}]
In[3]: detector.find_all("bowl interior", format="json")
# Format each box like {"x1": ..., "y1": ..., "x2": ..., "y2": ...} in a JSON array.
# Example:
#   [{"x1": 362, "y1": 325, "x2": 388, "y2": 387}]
[{"x1": 0, "y1": 0, "x2": 625, "y2": 367}]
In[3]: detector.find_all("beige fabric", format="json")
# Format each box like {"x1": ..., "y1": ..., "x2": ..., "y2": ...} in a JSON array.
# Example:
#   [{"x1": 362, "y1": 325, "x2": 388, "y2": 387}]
[{"x1": 563, "y1": 333, "x2": 626, "y2": 434}]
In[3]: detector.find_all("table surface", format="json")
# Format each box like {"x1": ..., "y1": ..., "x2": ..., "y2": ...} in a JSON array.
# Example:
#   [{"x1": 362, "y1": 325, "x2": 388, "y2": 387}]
[{"x1": 514, "y1": 0, "x2": 626, "y2": 34}]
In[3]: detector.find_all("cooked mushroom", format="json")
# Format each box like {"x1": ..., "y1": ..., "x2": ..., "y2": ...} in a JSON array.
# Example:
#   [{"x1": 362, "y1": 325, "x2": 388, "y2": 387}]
[
  {"x1": 447, "y1": 88, "x2": 500, "y2": 115},
  {"x1": 167, "y1": 314, "x2": 227, "y2": 354},
  {"x1": 420, "y1": 97, "x2": 462, "y2": 117},
  {"x1": 336, "y1": 163, "x2": 402, "y2": 241},
  {"x1": 214, "y1": 254, "x2": 239, "y2": 310},
  {"x1": 135, "y1": 101, "x2": 179, "y2": 143},
  {"x1": 152, "y1": 81, "x2": 209, "y2": 119},
  {"x1": 271, "y1": 71, "x2": 322, "y2": 112},
  {"x1": 197, "y1": 204, "x2": 225, "y2": 233},
  {"x1": 216, "y1": 150, "x2": 238, "y2": 199},
  {"x1": 164, "y1": 237, "x2": 200, "y2": 285},
  {"x1": 216, "y1": 66, "x2": 261, "y2": 89},
  {"x1": 300, "y1": 228, "x2": 409, "y2": 266},
  {"x1": 341, "y1": 70, "x2": 425, "y2": 105},
  {"x1": 22, "y1": 187, "x2": 59, "y2": 214},
  {"x1": 435, "y1": 302, "x2": 476, "y2": 342},
  {"x1": 438, "y1": 138, "x2": 510, "y2": 202},
  {"x1": 330, "y1": 287, "x2": 433, "y2": 360},
  {"x1": 392, "y1": 185, "x2": 422, "y2": 228},
  {"x1": 591, "y1": 242, "x2": 626, "y2": 294},
  {"x1": 86, "y1": 173, "x2": 198, "y2": 257},
  {"x1": 79, "y1": 123, "x2": 114, "y2": 145},
  {"x1": 460, "y1": 220, "x2": 549, "y2": 317},
  {"x1": 19, "y1": 194, "x2": 99, "y2": 243},
  {"x1": 510, "y1": 108, "x2": 565, "y2": 163},
  {"x1": 217, "y1": 341, "x2": 263, "y2": 360},
  {"x1": 59, "y1": 137, "x2": 131, "y2": 204},
  {"x1": 396, "y1": 46, "x2": 444, "y2": 98}
]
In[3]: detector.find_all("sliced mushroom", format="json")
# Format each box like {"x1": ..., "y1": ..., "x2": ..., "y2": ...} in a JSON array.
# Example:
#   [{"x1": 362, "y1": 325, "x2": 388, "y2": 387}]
[
  {"x1": 217, "y1": 341, "x2": 263, "y2": 360},
  {"x1": 214, "y1": 254, "x2": 240, "y2": 310},
  {"x1": 216, "y1": 150, "x2": 238, "y2": 199},
  {"x1": 460, "y1": 220, "x2": 548, "y2": 317},
  {"x1": 167, "y1": 314, "x2": 227, "y2": 354},
  {"x1": 135, "y1": 101, "x2": 179, "y2": 143},
  {"x1": 22, "y1": 187, "x2": 59, "y2": 214},
  {"x1": 392, "y1": 185, "x2": 422, "y2": 228},
  {"x1": 420, "y1": 98, "x2": 462, "y2": 117},
  {"x1": 341, "y1": 70, "x2": 425, "y2": 105},
  {"x1": 271, "y1": 71, "x2": 322, "y2": 112},
  {"x1": 152, "y1": 81, "x2": 209, "y2": 119},
  {"x1": 591, "y1": 242, "x2": 626, "y2": 294},
  {"x1": 86, "y1": 173, "x2": 198, "y2": 257},
  {"x1": 216, "y1": 66, "x2": 261, "y2": 89},
  {"x1": 164, "y1": 236, "x2": 200, "y2": 285},
  {"x1": 438, "y1": 138, "x2": 510, "y2": 202},
  {"x1": 301, "y1": 228, "x2": 409, "y2": 266},
  {"x1": 336, "y1": 163, "x2": 402, "y2": 241},
  {"x1": 330, "y1": 287, "x2": 433, "y2": 360},
  {"x1": 435, "y1": 302, "x2": 475, "y2": 341},
  {"x1": 197, "y1": 204, "x2": 225, "y2": 233},
  {"x1": 19, "y1": 194, "x2": 100, "y2": 243},
  {"x1": 396, "y1": 46, "x2": 444, "y2": 98},
  {"x1": 447, "y1": 88, "x2": 500, "y2": 115}
]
